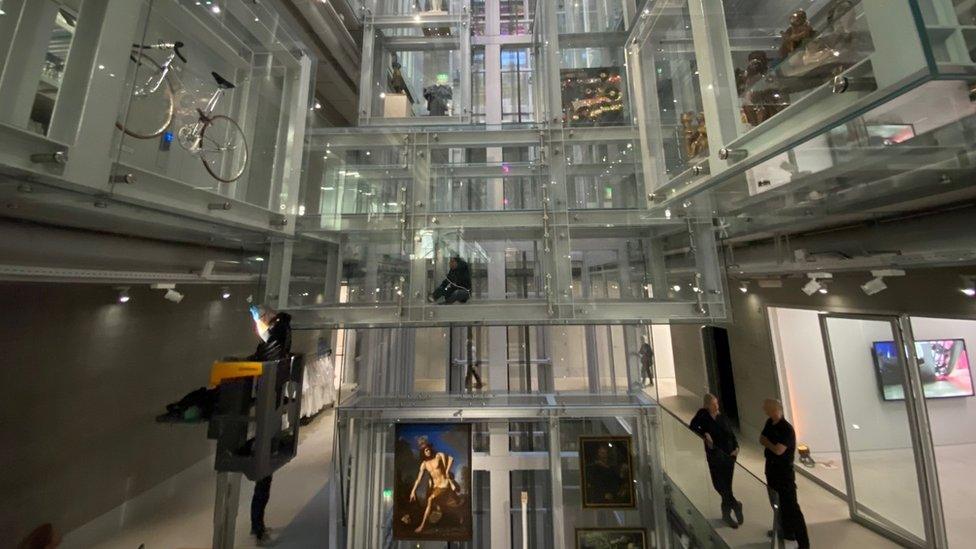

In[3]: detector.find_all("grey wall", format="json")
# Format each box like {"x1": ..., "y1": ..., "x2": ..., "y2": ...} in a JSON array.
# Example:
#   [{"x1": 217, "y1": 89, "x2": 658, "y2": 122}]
[
  {"x1": 725, "y1": 267, "x2": 976, "y2": 439},
  {"x1": 671, "y1": 323, "x2": 707, "y2": 398},
  {"x1": 0, "y1": 281, "x2": 297, "y2": 542}
]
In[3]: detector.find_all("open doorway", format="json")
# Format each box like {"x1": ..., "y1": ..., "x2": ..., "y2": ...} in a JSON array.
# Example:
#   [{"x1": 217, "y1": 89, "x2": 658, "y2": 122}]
[{"x1": 702, "y1": 326, "x2": 739, "y2": 429}]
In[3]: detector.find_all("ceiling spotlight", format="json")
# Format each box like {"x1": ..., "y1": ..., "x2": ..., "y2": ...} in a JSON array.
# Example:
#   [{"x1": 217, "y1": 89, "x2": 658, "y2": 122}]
[
  {"x1": 164, "y1": 289, "x2": 185, "y2": 303},
  {"x1": 861, "y1": 269, "x2": 903, "y2": 296},
  {"x1": 738, "y1": 281, "x2": 749, "y2": 293},
  {"x1": 960, "y1": 276, "x2": 975, "y2": 297},
  {"x1": 963, "y1": 288, "x2": 976, "y2": 297},
  {"x1": 802, "y1": 272, "x2": 833, "y2": 296},
  {"x1": 671, "y1": 284, "x2": 682, "y2": 292},
  {"x1": 116, "y1": 287, "x2": 131, "y2": 304},
  {"x1": 802, "y1": 279, "x2": 822, "y2": 296},
  {"x1": 220, "y1": 287, "x2": 231, "y2": 300},
  {"x1": 861, "y1": 277, "x2": 887, "y2": 296}
]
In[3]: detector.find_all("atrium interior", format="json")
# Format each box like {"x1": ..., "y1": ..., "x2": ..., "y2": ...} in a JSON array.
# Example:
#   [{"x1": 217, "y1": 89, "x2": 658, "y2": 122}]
[{"x1": 1, "y1": 0, "x2": 975, "y2": 548}]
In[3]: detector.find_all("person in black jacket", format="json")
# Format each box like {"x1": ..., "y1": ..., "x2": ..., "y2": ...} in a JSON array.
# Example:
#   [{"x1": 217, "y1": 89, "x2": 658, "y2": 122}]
[
  {"x1": 429, "y1": 256, "x2": 472, "y2": 304},
  {"x1": 761, "y1": 398, "x2": 809, "y2": 548},
  {"x1": 690, "y1": 393, "x2": 743, "y2": 529},
  {"x1": 247, "y1": 308, "x2": 292, "y2": 546}
]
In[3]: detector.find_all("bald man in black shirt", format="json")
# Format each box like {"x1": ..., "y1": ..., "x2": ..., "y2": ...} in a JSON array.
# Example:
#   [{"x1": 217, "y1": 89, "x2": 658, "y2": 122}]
[{"x1": 760, "y1": 398, "x2": 809, "y2": 549}]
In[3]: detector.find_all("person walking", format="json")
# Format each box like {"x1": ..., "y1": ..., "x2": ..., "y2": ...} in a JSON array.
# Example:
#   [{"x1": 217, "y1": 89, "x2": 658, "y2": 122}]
[
  {"x1": 760, "y1": 398, "x2": 809, "y2": 549},
  {"x1": 690, "y1": 393, "x2": 743, "y2": 528},
  {"x1": 638, "y1": 336, "x2": 654, "y2": 386}
]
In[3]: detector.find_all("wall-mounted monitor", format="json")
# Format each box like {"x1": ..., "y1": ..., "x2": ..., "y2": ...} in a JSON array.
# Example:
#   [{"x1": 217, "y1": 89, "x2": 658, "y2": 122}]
[{"x1": 872, "y1": 339, "x2": 974, "y2": 401}]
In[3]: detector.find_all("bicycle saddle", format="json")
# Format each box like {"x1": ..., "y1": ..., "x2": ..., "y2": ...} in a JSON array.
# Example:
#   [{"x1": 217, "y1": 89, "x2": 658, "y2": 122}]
[{"x1": 211, "y1": 71, "x2": 236, "y2": 90}]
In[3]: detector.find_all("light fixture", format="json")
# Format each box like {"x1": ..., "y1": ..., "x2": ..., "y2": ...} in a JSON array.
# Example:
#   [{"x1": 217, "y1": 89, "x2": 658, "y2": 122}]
[
  {"x1": 802, "y1": 272, "x2": 833, "y2": 296},
  {"x1": 963, "y1": 288, "x2": 976, "y2": 297},
  {"x1": 861, "y1": 277, "x2": 887, "y2": 296},
  {"x1": 671, "y1": 284, "x2": 682, "y2": 292},
  {"x1": 116, "y1": 287, "x2": 131, "y2": 303},
  {"x1": 802, "y1": 279, "x2": 823, "y2": 296},
  {"x1": 164, "y1": 289, "x2": 185, "y2": 303},
  {"x1": 210, "y1": 4, "x2": 221, "y2": 14},
  {"x1": 738, "y1": 281, "x2": 749, "y2": 293},
  {"x1": 252, "y1": 256, "x2": 265, "y2": 262},
  {"x1": 220, "y1": 287, "x2": 231, "y2": 300}
]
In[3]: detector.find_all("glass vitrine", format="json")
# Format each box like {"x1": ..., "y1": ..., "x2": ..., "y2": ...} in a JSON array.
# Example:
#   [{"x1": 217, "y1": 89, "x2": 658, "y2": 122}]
[{"x1": 113, "y1": 0, "x2": 309, "y2": 211}]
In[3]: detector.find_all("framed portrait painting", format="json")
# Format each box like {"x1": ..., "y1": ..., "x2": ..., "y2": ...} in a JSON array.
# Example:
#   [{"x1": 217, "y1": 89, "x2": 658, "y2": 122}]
[
  {"x1": 576, "y1": 528, "x2": 647, "y2": 549},
  {"x1": 579, "y1": 435, "x2": 635, "y2": 508},
  {"x1": 393, "y1": 423, "x2": 473, "y2": 541}
]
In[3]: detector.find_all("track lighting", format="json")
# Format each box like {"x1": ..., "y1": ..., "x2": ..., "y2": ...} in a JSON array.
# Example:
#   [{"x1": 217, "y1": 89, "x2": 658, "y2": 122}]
[
  {"x1": 802, "y1": 272, "x2": 833, "y2": 296},
  {"x1": 164, "y1": 289, "x2": 185, "y2": 303},
  {"x1": 960, "y1": 276, "x2": 975, "y2": 297},
  {"x1": 861, "y1": 269, "x2": 904, "y2": 296},
  {"x1": 802, "y1": 279, "x2": 822, "y2": 296}
]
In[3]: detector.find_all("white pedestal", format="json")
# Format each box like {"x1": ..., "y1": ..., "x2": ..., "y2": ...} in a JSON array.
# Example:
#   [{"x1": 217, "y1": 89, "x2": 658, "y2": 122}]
[{"x1": 383, "y1": 93, "x2": 413, "y2": 118}]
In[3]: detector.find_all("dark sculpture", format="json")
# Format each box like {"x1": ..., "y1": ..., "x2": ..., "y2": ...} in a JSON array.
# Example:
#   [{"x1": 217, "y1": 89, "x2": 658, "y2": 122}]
[
  {"x1": 423, "y1": 83, "x2": 453, "y2": 116},
  {"x1": 737, "y1": 51, "x2": 788, "y2": 126},
  {"x1": 387, "y1": 54, "x2": 415, "y2": 104}
]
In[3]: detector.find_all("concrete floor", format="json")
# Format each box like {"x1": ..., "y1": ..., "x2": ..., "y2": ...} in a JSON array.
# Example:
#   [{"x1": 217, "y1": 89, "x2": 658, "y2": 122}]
[
  {"x1": 63, "y1": 412, "x2": 336, "y2": 549},
  {"x1": 656, "y1": 394, "x2": 904, "y2": 549}
]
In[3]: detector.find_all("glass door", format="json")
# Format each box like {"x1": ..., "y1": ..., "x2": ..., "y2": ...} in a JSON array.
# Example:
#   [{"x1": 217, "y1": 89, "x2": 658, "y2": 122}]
[{"x1": 819, "y1": 314, "x2": 935, "y2": 547}]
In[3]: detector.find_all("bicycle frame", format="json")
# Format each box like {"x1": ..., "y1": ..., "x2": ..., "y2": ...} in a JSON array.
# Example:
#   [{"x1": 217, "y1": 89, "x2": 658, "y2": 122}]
[{"x1": 135, "y1": 50, "x2": 177, "y2": 96}]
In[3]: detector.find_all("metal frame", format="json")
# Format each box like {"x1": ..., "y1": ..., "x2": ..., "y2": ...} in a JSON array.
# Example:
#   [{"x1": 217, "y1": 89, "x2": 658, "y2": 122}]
[{"x1": 817, "y1": 312, "x2": 946, "y2": 548}]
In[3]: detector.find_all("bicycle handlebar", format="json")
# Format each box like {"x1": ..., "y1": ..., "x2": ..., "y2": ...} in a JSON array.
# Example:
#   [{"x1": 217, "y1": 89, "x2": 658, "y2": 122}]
[{"x1": 132, "y1": 41, "x2": 188, "y2": 63}]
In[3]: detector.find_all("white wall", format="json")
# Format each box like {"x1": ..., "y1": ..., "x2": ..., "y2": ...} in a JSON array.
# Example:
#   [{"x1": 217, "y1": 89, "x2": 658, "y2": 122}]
[
  {"x1": 770, "y1": 309, "x2": 976, "y2": 452},
  {"x1": 769, "y1": 307, "x2": 842, "y2": 453},
  {"x1": 911, "y1": 316, "x2": 976, "y2": 446}
]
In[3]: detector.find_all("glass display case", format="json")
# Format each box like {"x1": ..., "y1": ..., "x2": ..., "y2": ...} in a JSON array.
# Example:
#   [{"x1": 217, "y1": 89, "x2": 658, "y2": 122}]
[
  {"x1": 359, "y1": 1, "x2": 472, "y2": 125},
  {"x1": 112, "y1": 0, "x2": 311, "y2": 213},
  {"x1": 633, "y1": 0, "x2": 708, "y2": 180},
  {"x1": 554, "y1": 0, "x2": 632, "y2": 127},
  {"x1": 332, "y1": 400, "x2": 661, "y2": 548}
]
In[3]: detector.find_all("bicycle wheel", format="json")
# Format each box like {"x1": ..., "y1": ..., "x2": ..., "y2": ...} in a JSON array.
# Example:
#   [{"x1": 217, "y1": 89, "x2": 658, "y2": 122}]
[
  {"x1": 116, "y1": 52, "x2": 175, "y2": 139},
  {"x1": 198, "y1": 115, "x2": 249, "y2": 183}
]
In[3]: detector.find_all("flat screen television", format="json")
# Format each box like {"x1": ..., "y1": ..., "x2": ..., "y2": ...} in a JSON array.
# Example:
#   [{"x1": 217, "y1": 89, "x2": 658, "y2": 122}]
[{"x1": 871, "y1": 339, "x2": 974, "y2": 401}]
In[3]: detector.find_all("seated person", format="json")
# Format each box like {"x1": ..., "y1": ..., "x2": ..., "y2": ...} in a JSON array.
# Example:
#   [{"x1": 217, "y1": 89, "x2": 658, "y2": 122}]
[{"x1": 429, "y1": 256, "x2": 471, "y2": 304}]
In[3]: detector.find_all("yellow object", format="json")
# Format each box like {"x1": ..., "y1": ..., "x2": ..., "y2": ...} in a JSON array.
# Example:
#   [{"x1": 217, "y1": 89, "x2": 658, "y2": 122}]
[{"x1": 210, "y1": 361, "x2": 265, "y2": 387}]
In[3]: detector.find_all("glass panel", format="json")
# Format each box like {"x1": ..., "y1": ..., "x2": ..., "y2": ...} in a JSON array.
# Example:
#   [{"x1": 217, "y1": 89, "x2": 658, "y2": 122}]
[
  {"x1": 823, "y1": 316, "x2": 927, "y2": 541},
  {"x1": 657, "y1": 408, "x2": 776, "y2": 547},
  {"x1": 908, "y1": 316, "x2": 976, "y2": 549},
  {"x1": 723, "y1": 0, "x2": 876, "y2": 136},
  {"x1": 559, "y1": 47, "x2": 629, "y2": 127},
  {"x1": 639, "y1": 0, "x2": 707, "y2": 178},
  {"x1": 510, "y1": 470, "x2": 554, "y2": 548},
  {"x1": 374, "y1": 0, "x2": 466, "y2": 16},
  {"x1": 557, "y1": 0, "x2": 627, "y2": 34},
  {"x1": 28, "y1": 5, "x2": 77, "y2": 136},
  {"x1": 113, "y1": 0, "x2": 305, "y2": 209}
]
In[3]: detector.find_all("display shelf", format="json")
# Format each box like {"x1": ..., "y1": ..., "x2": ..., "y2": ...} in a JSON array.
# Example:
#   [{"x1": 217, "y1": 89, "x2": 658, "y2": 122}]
[
  {"x1": 112, "y1": 0, "x2": 310, "y2": 214},
  {"x1": 335, "y1": 392, "x2": 656, "y2": 418},
  {"x1": 662, "y1": 79, "x2": 976, "y2": 239}
]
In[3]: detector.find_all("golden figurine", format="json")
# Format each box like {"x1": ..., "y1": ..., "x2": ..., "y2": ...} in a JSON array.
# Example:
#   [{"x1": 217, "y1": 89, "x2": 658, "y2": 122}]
[{"x1": 780, "y1": 9, "x2": 816, "y2": 58}]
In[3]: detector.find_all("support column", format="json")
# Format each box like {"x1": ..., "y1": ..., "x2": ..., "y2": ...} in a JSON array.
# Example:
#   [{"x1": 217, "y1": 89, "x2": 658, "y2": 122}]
[
  {"x1": 487, "y1": 241, "x2": 508, "y2": 391},
  {"x1": 489, "y1": 420, "x2": 511, "y2": 549},
  {"x1": 548, "y1": 417, "x2": 567, "y2": 549},
  {"x1": 687, "y1": 0, "x2": 743, "y2": 173},
  {"x1": 265, "y1": 239, "x2": 295, "y2": 309}
]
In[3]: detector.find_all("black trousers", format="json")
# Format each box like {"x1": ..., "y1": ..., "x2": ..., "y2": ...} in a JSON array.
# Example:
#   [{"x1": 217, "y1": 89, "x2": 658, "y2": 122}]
[
  {"x1": 251, "y1": 475, "x2": 273, "y2": 536},
  {"x1": 432, "y1": 280, "x2": 470, "y2": 303},
  {"x1": 641, "y1": 358, "x2": 654, "y2": 384},
  {"x1": 707, "y1": 455, "x2": 738, "y2": 514},
  {"x1": 768, "y1": 482, "x2": 809, "y2": 548}
]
